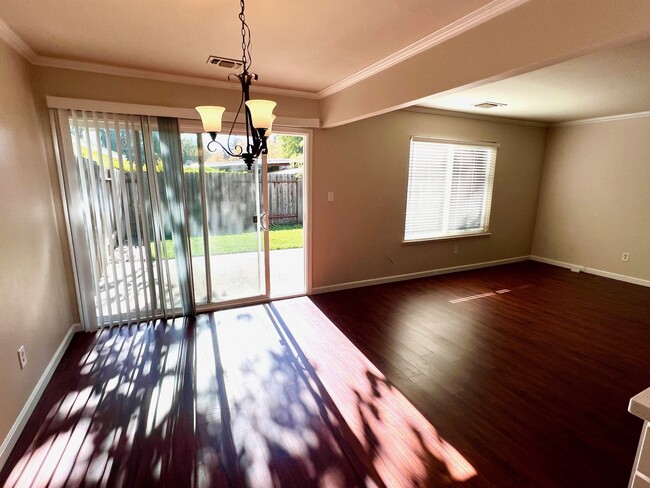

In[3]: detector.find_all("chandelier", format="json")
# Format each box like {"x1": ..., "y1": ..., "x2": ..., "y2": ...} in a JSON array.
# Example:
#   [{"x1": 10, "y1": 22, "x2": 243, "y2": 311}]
[{"x1": 195, "y1": 0, "x2": 276, "y2": 170}]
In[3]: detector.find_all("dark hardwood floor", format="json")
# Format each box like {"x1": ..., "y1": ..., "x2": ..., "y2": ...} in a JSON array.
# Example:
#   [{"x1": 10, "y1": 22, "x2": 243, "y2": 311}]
[
  {"x1": 310, "y1": 261, "x2": 650, "y2": 487},
  {"x1": 2, "y1": 261, "x2": 650, "y2": 487}
]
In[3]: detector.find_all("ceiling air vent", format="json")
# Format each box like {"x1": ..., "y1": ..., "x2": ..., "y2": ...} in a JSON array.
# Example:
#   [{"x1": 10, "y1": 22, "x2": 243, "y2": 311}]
[
  {"x1": 206, "y1": 55, "x2": 243, "y2": 70},
  {"x1": 474, "y1": 101, "x2": 508, "y2": 109}
]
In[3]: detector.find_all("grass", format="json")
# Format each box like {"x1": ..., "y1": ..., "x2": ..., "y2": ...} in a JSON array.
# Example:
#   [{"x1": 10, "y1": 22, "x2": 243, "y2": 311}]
[{"x1": 154, "y1": 224, "x2": 303, "y2": 259}]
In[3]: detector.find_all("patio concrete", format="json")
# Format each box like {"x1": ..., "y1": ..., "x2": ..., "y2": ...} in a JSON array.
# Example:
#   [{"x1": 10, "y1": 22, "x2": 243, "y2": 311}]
[{"x1": 98, "y1": 248, "x2": 305, "y2": 321}]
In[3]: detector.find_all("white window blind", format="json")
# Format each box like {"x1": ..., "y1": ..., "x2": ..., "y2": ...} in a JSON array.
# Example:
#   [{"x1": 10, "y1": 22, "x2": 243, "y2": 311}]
[{"x1": 404, "y1": 137, "x2": 497, "y2": 241}]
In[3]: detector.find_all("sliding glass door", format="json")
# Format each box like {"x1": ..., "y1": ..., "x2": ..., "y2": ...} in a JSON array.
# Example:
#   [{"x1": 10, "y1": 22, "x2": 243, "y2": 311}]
[
  {"x1": 179, "y1": 129, "x2": 307, "y2": 307},
  {"x1": 55, "y1": 109, "x2": 306, "y2": 329},
  {"x1": 180, "y1": 132, "x2": 266, "y2": 306}
]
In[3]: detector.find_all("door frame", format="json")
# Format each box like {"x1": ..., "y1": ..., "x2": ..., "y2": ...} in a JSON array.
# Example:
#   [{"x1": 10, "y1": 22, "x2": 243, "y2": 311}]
[{"x1": 182, "y1": 122, "x2": 311, "y2": 312}]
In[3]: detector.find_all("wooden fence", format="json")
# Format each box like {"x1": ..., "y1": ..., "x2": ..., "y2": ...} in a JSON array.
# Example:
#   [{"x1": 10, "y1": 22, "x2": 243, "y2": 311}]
[
  {"x1": 126, "y1": 171, "x2": 303, "y2": 239},
  {"x1": 268, "y1": 173, "x2": 303, "y2": 226}
]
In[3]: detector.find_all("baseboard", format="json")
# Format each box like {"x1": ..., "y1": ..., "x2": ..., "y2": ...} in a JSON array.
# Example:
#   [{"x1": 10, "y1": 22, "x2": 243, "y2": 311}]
[
  {"x1": 583, "y1": 267, "x2": 650, "y2": 288},
  {"x1": 311, "y1": 256, "x2": 531, "y2": 294},
  {"x1": 529, "y1": 256, "x2": 577, "y2": 270},
  {"x1": 530, "y1": 256, "x2": 650, "y2": 288},
  {"x1": 0, "y1": 323, "x2": 81, "y2": 471}
]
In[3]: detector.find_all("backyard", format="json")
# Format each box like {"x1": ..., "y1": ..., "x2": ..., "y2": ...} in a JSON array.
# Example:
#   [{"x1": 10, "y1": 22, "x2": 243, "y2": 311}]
[{"x1": 153, "y1": 224, "x2": 303, "y2": 259}]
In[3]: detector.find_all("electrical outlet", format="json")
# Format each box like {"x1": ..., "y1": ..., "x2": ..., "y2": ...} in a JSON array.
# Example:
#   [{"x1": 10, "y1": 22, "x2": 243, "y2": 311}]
[
  {"x1": 17, "y1": 346, "x2": 26, "y2": 369},
  {"x1": 453, "y1": 245, "x2": 459, "y2": 255},
  {"x1": 622, "y1": 252, "x2": 630, "y2": 262},
  {"x1": 327, "y1": 192, "x2": 334, "y2": 202}
]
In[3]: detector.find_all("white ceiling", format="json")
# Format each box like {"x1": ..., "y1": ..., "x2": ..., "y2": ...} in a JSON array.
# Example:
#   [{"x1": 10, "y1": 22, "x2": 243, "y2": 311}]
[
  {"x1": 0, "y1": 0, "x2": 493, "y2": 93},
  {"x1": 1, "y1": 0, "x2": 649, "y2": 123},
  {"x1": 417, "y1": 35, "x2": 650, "y2": 123}
]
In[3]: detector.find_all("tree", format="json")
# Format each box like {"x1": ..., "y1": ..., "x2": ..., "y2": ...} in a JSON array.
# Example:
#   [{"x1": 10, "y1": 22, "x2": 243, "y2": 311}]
[
  {"x1": 99, "y1": 128, "x2": 130, "y2": 158},
  {"x1": 181, "y1": 135, "x2": 198, "y2": 165},
  {"x1": 280, "y1": 135, "x2": 304, "y2": 162},
  {"x1": 267, "y1": 135, "x2": 304, "y2": 163}
]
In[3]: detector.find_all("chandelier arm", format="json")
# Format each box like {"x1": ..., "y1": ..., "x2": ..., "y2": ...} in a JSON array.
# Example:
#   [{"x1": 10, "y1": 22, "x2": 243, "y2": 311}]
[
  {"x1": 226, "y1": 76, "x2": 246, "y2": 153},
  {"x1": 244, "y1": 97, "x2": 252, "y2": 154},
  {"x1": 207, "y1": 138, "x2": 242, "y2": 158},
  {"x1": 239, "y1": 72, "x2": 257, "y2": 156}
]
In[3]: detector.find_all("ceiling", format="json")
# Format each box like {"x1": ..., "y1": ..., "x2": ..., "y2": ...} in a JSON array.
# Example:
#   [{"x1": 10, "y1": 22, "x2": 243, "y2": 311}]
[
  {"x1": 0, "y1": 0, "x2": 493, "y2": 93},
  {"x1": 417, "y1": 35, "x2": 650, "y2": 123},
  {"x1": 1, "y1": 0, "x2": 649, "y2": 124}
]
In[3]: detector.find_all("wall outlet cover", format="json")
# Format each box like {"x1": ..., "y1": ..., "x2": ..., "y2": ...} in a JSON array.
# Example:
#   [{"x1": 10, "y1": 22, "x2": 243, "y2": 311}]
[{"x1": 18, "y1": 345, "x2": 26, "y2": 369}]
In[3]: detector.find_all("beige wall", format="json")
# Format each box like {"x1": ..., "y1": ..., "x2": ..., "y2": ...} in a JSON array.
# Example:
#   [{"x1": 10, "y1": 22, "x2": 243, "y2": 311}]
[
  {"x1": 0, "y1": 40, "x2": 74, "y2": 454},
  {"x1": 32, "y1": 66, "x2": 320, "y2": 120},
  {"x1": 532, "y1": 118, "x2": 650, "y2": 280},
  {"x1": 311, "y1": 109, "x2": 547, "y2": 289}
]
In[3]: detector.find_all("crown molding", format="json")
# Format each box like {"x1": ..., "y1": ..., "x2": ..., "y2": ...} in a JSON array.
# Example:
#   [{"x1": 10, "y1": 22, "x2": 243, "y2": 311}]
[
  {"x1": 551, "y1": 110, "x2": 650, "y2": 127},
  {"x1": 411, "y1": 106, "x2": 650, "y2": 128},
  {"x1": 33, "y1": 56, "x2": 321, "y2": 100},
  {"x1": 0, "y1": 17, "x2": 37, "y2": 61},
  {"x1": 405, "y1": 106, "x2": 549, "y2": 127},
  {"x1": 317, "y1": 0, "x2": 532, "y2": 98}
]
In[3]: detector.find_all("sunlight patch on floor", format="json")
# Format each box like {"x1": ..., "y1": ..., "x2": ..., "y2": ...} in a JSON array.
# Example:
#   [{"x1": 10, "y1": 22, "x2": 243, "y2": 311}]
[
  {"x1": 5, "y1": 304, "x2": 476, "y2": 487},
  {"x1": 272, "y1": 297, "x2": 477, "y2": 485}
]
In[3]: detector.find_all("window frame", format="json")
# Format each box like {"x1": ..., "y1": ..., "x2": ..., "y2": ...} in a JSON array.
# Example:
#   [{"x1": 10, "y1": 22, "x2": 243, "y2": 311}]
[{"x1": 403, "y1": 136, "x2": 498, "y2": 243}]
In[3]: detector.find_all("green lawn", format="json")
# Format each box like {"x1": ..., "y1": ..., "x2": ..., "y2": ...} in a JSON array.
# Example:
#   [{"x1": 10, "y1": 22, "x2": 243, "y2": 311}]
[{"x1": 154, "y1": 224, "x2": 303, "y2": 258}]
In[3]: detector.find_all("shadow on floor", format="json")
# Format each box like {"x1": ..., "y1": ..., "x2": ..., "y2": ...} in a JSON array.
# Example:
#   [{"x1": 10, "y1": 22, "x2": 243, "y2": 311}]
[{"x1": 1, "y1": 299, "x2": 477, "y2": 487}]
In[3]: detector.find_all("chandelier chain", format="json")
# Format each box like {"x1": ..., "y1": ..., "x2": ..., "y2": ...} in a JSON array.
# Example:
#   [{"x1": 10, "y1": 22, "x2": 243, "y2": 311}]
[{"x1": 239, "y1": 0, "x2": 253, "y2": 72}]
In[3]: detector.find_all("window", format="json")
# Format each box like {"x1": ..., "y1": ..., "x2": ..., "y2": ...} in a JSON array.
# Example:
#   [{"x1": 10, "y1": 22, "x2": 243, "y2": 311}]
[{"x1": 404, "y1": 137, "x2": 497, "y2": 241}]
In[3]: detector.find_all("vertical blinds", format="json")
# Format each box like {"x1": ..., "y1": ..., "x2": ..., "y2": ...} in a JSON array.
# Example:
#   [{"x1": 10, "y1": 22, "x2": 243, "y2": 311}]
[
  {"x1": 404, "y1": 137, "x2": 497, "y2": 241},
  {"x1": 62, "y1": 110, "x2": 182, "y2": 328}
]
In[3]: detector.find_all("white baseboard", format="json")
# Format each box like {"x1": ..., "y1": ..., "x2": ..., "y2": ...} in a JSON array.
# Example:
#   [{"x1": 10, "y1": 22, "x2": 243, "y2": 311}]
[
  {"x1": 530, "y1": 256, "x2": 650, "y2": 288},
  {"x1": 0, "y1": 323, "x2": 81, "y2": 471},
  {"x1": 529, "y1": 256, "x2": 576, "y2": 270},
  {"x1": 311, "y1": 256, "x2": 531, "y2": 294}
]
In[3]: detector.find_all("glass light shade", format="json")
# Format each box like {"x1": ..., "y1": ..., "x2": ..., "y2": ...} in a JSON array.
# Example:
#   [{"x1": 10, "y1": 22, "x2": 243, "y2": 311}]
[
  {"x1": 245, "y1": 100, "x2": 276, "y2": 130},
  {"x1": 267, "y1": 115, "x2": 277, "y2": 135},
  {"x1": 195, "y1": 106, "x2": 226, "y2": 133}
]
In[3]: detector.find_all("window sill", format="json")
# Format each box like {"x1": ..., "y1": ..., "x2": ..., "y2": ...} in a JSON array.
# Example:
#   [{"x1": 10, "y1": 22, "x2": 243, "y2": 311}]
[{"x1": 402, "y1": 232, "x2": 491, "y2": 244}]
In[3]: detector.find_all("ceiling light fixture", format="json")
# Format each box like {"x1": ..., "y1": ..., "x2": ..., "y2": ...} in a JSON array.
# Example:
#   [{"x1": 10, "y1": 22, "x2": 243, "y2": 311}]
[{"x1": 196, "y1": 0, "x2": 276, "y2": 170}]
